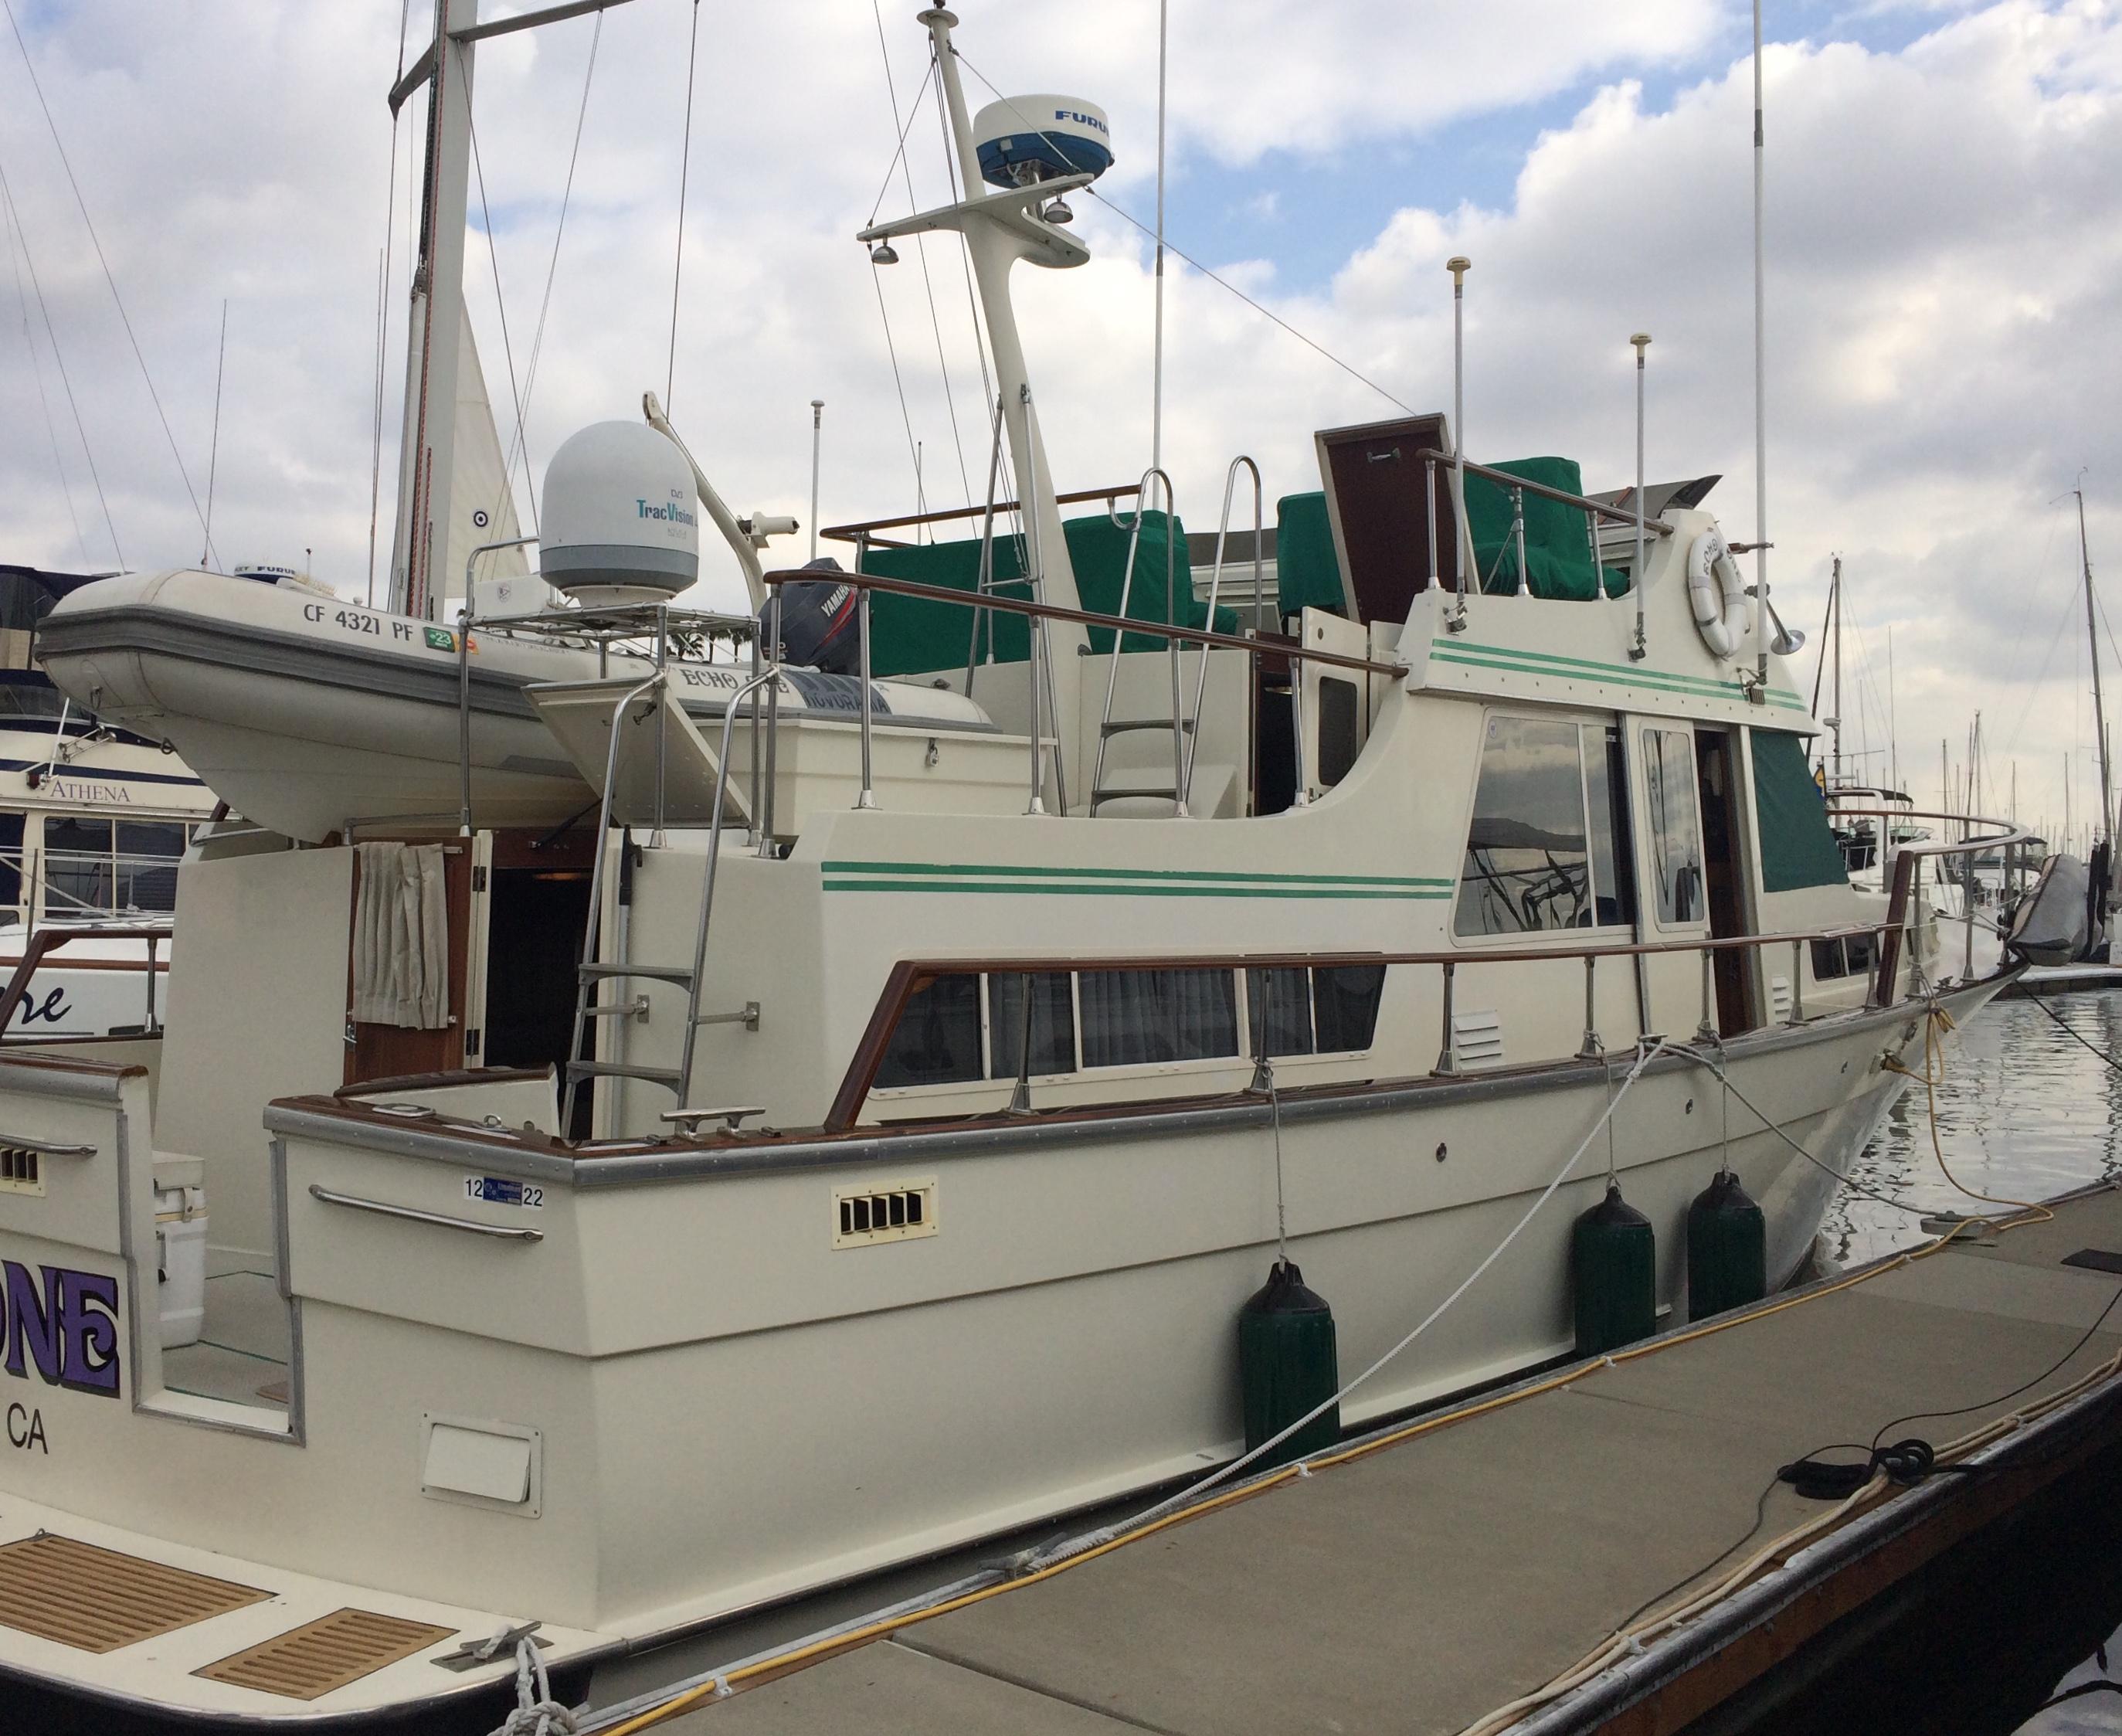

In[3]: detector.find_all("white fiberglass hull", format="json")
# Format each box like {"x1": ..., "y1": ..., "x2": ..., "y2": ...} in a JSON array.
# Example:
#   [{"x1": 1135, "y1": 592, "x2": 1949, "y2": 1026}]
[{"x1": 0, "y1": 976, "x2": 2001, "y2": 1726}]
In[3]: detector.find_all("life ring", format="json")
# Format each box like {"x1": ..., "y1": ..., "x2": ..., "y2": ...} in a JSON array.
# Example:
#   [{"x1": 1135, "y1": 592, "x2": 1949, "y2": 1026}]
[{"x1": 1686, "y1": 528, "x2": 1749, "y2": 660}]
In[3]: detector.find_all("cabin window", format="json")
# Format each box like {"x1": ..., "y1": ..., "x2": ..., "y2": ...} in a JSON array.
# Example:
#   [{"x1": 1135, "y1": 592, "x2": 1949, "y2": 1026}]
[
  {"x1": 1642, "y1": 728, "x2": 1705, "y2": 928},
  {"x1": 42, "y1": 817, "x2": 116, "y2": 917},
  {"x1": 1810, "y1": 933, "x2": 1876, "y2": 983},
  {"x1": 117, "y1": 821, "x2": 185, "y2": 913},
  {"x1": 987, "y1": 971, "x2": 1077, "y2": 1078},
  {"x1": 874, "y1": 963, "x2": 1381, "y2": 1095},
  {"x1": 1246, "y1": 967, "x2": 1315, "y2": 1056},
  {"x1": 1312, "y1": 963, "x2": 1386, "y2": 1051},
  {"x1": 1317, "y1": 678, "x2": 1360, "y2": 787},
  {"x1": 1079, "y1": 968, "x2": 1238, "y2": 1068},
  {"x1": 875, "y1": 972, "x2": 983, "y2": 1088},
  {"x1": 1584, "y1": 725, "x2": 1637, "y2": 928},
  {"x1": 0, "y1": 814, "x2": 20, "y2": 916},
  {"x1": 1456, "y1": 715, "x2": 1594, "y2": 935}
]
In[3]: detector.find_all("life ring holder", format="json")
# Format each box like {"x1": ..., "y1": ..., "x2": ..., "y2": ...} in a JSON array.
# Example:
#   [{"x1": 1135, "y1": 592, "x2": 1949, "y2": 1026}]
[{"x1": 1686, "y1": 528, "x2": 1749, "y2": 661}]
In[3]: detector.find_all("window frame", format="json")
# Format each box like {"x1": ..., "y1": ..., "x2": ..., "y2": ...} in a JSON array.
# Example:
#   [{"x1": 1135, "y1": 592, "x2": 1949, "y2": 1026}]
[
  {"x1": 1451, "y1": 707, "x2": 1638, "y2": 950},
  {"x1": 1638, "y1": 723, "x2": 1709, "y2": 933}
]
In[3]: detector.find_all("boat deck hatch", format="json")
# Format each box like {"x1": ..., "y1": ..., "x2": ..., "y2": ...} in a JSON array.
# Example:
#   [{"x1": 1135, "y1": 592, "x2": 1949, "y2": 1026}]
[
  {"x1": 195, "y1": 1607, "x2": 457, "y2": 1700},
  {"x1": 0, "y1": 1534, "x2": 270, "y2": 1653}
]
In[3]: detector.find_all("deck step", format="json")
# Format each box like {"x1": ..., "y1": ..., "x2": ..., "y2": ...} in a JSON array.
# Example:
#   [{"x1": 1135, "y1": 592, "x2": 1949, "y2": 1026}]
[
  {"x1": 565, "y1": 1059, "x2": 684, "y2": 1089},
  {"x1": 578, "y1": 963, "x2": 695, "y2": 986}
]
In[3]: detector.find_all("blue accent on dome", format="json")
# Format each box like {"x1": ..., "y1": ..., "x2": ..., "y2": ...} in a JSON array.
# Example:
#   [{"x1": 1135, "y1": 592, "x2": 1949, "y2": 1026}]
[{"x1": 977, "y1": 119, "x2": 1112, "y2": 189}]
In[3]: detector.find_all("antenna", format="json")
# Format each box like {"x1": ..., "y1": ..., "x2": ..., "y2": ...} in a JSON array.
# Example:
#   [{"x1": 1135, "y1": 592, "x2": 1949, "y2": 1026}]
[
  {"x1": 809, "y1": 399, "x2": 824, "y2": 563},
  {"x1": 201, "y1": 298, "x2": 228, "y2": 569},
  {"x1": 1750, "y1": 0, "x2": 1771, "y2": 690},
  {"x1": 1446, "y1": 256, "x2": 1471, "y2": 633},
  {"x1": 1151, "y1": 0, "x2": 1168, "y2": 472},
  {"x1": 1630, "y1": 332, "x2": 1650, "y2": 661}
]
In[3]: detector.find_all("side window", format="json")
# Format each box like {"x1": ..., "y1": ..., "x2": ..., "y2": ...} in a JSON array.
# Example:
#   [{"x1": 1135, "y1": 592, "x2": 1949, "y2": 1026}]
[
  {"x1": 1642, "y1": 727, "x2": 1705, "y2": 927},
  {"x1": 875, "y1": 973, "x2": 983, "y2": 1088},
  {"x1": 988, "y1": 971, "x2": 1077, "y2": 1078},
  {"x1": 1455, "y1": 715, "x2": 1592, "y2": 936},
  {"x1": 1585, "y1": 725, "x2": 1636, "y2": 928},
  {"x1": 1080, "y1": 969, "x2": 1238, "y2": 1068},
  {"x1": 1317, "y1": 678, "x2": 1360, "y2": 787},
  {"x1": 42, "y1": 817, "x2": 115, "y2": 916}
]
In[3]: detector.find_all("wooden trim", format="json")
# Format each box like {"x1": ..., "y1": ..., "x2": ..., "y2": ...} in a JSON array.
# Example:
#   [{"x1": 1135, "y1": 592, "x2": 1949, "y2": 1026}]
[
  {"x1": 762, "y1": 569, "x2": 1407, "y2": 680},
  {"x1": 335, "y1": 1065, "x2": 554, "y2": 1100},
  {"x1": 821, "y1": 924, "x2": 1903, "y2": 1133},
  {"x1": 822, "y1": 483, "x2": 1143, "y2": 544}
]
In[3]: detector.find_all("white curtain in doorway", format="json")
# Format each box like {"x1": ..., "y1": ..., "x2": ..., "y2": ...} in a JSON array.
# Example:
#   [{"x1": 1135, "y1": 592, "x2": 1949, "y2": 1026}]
[{"x1": 351, "y1": 842, "x2": 450, "y2": 1028}]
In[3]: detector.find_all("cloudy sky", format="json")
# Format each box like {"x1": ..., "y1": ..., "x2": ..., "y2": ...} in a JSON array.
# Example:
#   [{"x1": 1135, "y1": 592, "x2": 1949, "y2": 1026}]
[{"x1": 1, "y1": 0, "x2": 2117, "y2": 843}]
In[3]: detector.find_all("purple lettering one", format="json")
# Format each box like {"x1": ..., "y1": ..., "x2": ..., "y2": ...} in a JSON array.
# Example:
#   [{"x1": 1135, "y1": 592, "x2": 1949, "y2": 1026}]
[
  {"x1": 3, "y1": 1262, "x2": 61, "y2": 1386},
  {"x1": 59, "y1": 1271, "x2": 120, "y2": 1397}
]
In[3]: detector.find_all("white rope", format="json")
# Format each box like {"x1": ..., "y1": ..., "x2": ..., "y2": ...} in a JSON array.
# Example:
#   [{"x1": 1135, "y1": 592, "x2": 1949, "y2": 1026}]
[
  {"x1": 489, "y1": 1634, "x2": 577, "y2": 1736},
  {"x1": 1030, "y1": 1040, "x2": 1676, "y2": 1570}
]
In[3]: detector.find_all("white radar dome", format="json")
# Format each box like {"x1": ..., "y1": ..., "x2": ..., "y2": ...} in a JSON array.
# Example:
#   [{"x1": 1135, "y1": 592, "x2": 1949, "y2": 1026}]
[
  {"x1": 974, "y1": 96, "x2": 1112, "y2": 189},
  {"x1": 541, "y1": 421, "x2": 700, "y2": 604}
]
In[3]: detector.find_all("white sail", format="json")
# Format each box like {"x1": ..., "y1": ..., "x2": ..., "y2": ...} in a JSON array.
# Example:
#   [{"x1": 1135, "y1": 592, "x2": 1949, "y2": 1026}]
[{"x1": 444, "y1": 301, "x2": 530, "y2": 597}]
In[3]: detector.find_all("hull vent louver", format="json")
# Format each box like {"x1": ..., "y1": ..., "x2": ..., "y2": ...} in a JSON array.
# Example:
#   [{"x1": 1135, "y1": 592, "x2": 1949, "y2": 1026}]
[{"x1": 834, "y1": 1177, "x2": 939, "y2": 1248}]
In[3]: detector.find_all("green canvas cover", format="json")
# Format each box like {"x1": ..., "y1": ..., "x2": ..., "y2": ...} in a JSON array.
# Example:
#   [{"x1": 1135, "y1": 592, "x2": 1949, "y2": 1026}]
[
  {"x1": 1752, "y1": 728, "x2": 1849, "y2": 892},
  {"x1": 1274, "y1": 493, "x2": 1347, "y2": 617},
  {"x1": 1462, "y1": 456, "x2": 1628, "y2": 601},
  {"x1": 855, "y1": 511, "x2": 1238, "y2": 680}
]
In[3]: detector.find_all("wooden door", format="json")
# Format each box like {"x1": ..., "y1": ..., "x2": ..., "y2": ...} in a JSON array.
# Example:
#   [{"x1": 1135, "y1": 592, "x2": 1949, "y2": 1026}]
[
  {"x1": 1314, "y1": 413, "x2": 1457, "y2": 625},
  {"x1": 1694, "y1": 729, "x2": 1755, "y2": 1035}
]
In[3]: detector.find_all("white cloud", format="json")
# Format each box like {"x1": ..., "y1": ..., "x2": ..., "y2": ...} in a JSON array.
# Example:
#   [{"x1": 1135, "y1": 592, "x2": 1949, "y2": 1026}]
[{"x1": 0, "y1": 0, "x2": 2115, "y2": 836}]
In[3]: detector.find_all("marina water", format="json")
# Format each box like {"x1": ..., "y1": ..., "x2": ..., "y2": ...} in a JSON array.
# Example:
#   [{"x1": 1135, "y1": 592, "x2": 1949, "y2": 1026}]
[{"x1": 1798, "y1": 990, "x2": 2122, "y2": 1734}]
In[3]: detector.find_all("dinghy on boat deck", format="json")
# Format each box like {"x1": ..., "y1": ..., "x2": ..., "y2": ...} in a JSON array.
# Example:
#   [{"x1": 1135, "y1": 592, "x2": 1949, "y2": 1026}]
[{"x1": 34, "y1": 566, "x2": 1000, "y2": 844}]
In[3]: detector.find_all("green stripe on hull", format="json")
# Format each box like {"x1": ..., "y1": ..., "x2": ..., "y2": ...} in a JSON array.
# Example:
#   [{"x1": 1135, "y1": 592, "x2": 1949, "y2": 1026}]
[{"x1": 1431, "y1": 644, "x2": 1808, "y2": 711}]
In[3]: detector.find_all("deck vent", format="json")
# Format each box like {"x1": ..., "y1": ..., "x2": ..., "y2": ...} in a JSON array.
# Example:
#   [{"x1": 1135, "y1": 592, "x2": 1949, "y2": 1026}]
[
  {"x1": 1769, "y1": 975, "x2": 1792, "y2": 1021},
  {"x1": 1451, "y1": 1010, "x2": 1504, "y2": 1068},
  {"x1": 833, "y1": 1177, "x2": 938, "y2": 1248},
  {"x1": 0, "y1": 1147, "x2": 41, "y2": 1195},
  {"x1": 0, "y1": 1534, "x2": 270, "y2": 1653},
  {"x1": 195, "y1": 1607, "x2": 457, "y2": 1700}
]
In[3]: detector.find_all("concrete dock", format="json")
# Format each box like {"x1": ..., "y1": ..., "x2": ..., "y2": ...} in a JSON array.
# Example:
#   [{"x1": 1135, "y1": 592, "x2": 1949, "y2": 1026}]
[{"x1": 602, "y1": 1184, "x2": 2122, "y2": 1736}]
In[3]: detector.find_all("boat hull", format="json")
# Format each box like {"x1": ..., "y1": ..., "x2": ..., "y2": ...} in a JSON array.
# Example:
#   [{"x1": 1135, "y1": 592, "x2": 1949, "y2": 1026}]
[{"x1": 0, "y1": 976, "x2": 1998, "y2": 1727}]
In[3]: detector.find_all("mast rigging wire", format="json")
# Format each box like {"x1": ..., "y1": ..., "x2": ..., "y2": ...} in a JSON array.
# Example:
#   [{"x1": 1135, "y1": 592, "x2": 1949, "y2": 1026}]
[
  {"x1": 872, "y1": 0, "x2": 974, "y2": 516},
  {"x1": 499, "y1": 11, "x2": 604, "y2": 508},
  {"x1": 368, "y1": 0, "x2": 415, "y2": 606},
  {"x1": 666, "y1": 0, "x2": 701, "y2": 413},
  {"x1": 201, "y1": 299, "x2": 226, "y2": 567},
  {"x1": 2, "y1": 173, "x2": 88, "y2": 563},
  {"x1": 2, "y1": 0, "x2": 216, "y2": 566},
  {"x1": 954, "y1": 55, "x2": 1414, "y2": 417},
  {"x1": 0, "y1": 152, "x2": 119, "y2": 566},
  {"x1": 466, "y1": 104, "x2": 535, "y2": 538}
]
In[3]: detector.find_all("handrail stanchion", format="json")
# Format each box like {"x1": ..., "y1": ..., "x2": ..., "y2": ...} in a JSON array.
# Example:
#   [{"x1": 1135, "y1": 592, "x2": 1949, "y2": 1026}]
[
  {"x1": 1577, "y1": 954, "x2": 1601, "y2": 1059},
  {"x1": 1788, "y1": 938, "x2": 1804, "y2": 1026},
  {"x1": 1091, "y1": 465, "x2": 1176, "y2": 812},
  {"x1": 1512, "y1": 485, "x2": 1528, "y2": 596},
  {"x1": 855, "y1": 584, "x2": 877, "y2": 810},
  {"x1": 1433, "y1": 961, "x2": 1459, "y2": 1077},
  {"x1": 146, "y1": 933, "x2": 158, "y2": 1031},
  {"x1": 758, "y1": 586, "x2": 783, "y2": 854},
  {"x1": 1961, "y1": 854, "x2": 1977, "y2": 982},
  {"x1": 1289, "y1": 634, "x2": 1311, "y2": 808},
  {"x1": 1182, "y1": 457, "x2": 1261, "y2": 811},
  {"x1": 1696, "y1": 946, "x2": 1718, "y2": 1043}
]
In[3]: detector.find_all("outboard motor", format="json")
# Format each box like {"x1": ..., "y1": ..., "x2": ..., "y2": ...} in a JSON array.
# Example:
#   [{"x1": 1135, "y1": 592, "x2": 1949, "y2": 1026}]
[
  {"x1": 2005, "y1": 854, "x2": 2092, "y2": 968},
  {"x1": 766, "y1": 557, "x2": 862, "y2": 674}
]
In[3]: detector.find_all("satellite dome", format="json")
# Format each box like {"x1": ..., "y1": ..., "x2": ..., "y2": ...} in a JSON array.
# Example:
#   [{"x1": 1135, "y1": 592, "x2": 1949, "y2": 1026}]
[
  {"x1": 540, "y1": 421, "x2": 700, "y2": 604},
  {"x1": 973, "y1": 97, "x2": 1112, "y2": 189}
]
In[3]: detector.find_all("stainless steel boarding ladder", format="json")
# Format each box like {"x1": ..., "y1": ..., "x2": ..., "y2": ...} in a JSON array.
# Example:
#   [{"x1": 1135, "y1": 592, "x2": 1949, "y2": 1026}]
[
  {"x1": 560, "y1": 659, "x2": 779, "y2": 1133},
  {"x1": 1089, "y1": 459, "x2": 1261, "y2": 816}
]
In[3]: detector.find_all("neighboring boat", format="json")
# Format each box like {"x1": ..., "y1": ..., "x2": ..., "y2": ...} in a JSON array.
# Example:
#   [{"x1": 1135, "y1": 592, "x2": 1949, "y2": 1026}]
[
  {"x1": 0, "y1": 563, "x2": 216, "y2": 1034},
  {"x1": 0, "y1": 5, "x2": 2039, "y2": 1729}
]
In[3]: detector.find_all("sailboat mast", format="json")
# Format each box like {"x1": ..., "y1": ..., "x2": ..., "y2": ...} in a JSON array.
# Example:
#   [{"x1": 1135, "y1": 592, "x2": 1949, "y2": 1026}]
[
  {"x1": 2080, "y1": 487, "x2": 2114, "y2": 850},
  {"x1": 1829, "y1": 553, "x2": 1842, "y2": 783},
  {"x1": 389, "y1": 0, "x2": 480, "y2": 622}
]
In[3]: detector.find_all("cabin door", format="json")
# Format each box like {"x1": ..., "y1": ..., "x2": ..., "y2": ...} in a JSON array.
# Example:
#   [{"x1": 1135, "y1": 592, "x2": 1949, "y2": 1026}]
[{"x1": 1693, "y1": 728, "x2": 1755, "y2": 1035}]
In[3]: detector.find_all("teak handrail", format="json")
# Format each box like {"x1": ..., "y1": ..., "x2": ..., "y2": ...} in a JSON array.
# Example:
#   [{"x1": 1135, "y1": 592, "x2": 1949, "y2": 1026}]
[{"x1": 823, "y1": 920, "x2": 1906, "y2": 1132}]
